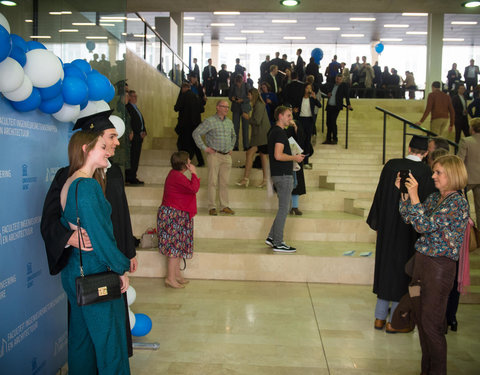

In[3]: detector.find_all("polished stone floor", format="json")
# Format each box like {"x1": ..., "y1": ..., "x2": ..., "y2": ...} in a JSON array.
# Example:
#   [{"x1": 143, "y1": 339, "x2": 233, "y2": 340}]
[{"x1": 129, "y1": 278, "x2": 480, "y2": 375}]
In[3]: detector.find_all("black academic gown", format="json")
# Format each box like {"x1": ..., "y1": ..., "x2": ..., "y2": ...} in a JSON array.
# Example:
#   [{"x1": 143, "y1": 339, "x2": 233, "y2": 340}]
[
  {"x1": 40, "y1": 162, "x2": 136, "y2": 356},
  {"x1": 366, "y1": 158, "x2": 435, "y2": 302}
]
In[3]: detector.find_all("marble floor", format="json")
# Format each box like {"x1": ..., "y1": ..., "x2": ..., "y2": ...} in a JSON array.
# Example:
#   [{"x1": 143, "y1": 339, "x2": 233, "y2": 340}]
[{"x1": 129, "y1": 278, "x2": 480, "y2": 375}]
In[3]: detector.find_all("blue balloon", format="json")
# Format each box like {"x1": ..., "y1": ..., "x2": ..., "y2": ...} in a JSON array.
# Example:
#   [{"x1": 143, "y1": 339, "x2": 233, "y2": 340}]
[
  {"x1": 104, "y1": 83, "x2": 115, "y2": 102},
  {"x1": 10, "y1": 87, "x2": 41, "y2": 112},
  {"x1": 9, "y1": 45, "x2": 26, "y2": 66},
  {"x1": 131, "y1": 314, "x2": 152, "y2": 337},
  {"x1": 79, "y1": 97, "x2": 89, "y2": 110},
  {"x1": 11, "y1": 34, "x2": 28, "y2": 52},
  {"x1": 88, "y1": 69, "x2": 100, "y2": 76},
  {"x1": 62, "y1": 76, "x2": 88, "y2": 105},
  {"x1": 375, "y1": 43, "x2": 384, "y2": 54},
  {"x1": 27, "y1": 40, "x2": 47, "y2": 51},
  {"x1": 0, "y1": 25, "x2": 12, "y2": 63},
  {"x1": 71, "y1": 59, "x2": 92, "y2": 74},
  {"x1": 38, "y1": 79, "x2": 62, "y2": 100},
  {"x1": 87, "y1": 73, "x2": 111, "y2": 101},
  {"x1": 64, "y1": 64, "x2": 87, "y2": 81},
  {"x1": 311, "y1": 48, "x2": 323, "y2": 64},
  {"x1": 86, "y1": 41, "x2": 95, "y2": 52},
  {"x1": 39, "y1": 94, "x2": 64, "y2": 114}
]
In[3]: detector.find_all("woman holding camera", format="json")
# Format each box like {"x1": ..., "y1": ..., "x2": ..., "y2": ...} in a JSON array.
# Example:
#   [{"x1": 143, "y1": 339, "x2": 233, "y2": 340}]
[
  {"x1": 398, "y1": 155, "x2": 469, "y2": 375},
  {"x1": 157, "y1": 151, "x2": 200, "y2": 288}
]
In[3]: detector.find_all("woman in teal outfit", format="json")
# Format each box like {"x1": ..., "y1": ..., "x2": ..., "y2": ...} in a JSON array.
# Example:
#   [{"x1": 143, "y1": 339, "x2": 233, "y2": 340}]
[{"x1": 60, "y1": 130, "x2": 131, "y2": 375}]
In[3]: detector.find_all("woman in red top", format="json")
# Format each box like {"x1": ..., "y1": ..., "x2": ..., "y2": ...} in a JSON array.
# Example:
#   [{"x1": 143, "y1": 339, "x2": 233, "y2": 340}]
[{"x1": 157, "y1": 151, "x2": 200, "y2": 288}]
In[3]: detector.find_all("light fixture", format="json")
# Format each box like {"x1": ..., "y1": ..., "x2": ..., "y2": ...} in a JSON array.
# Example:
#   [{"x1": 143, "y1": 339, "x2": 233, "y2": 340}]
[
  {"x1": 240, "y1": 30, "x2": 264, "y2": 33},
  {"x1": 406, "y1": 31, "x2": 427, "y2": 35},
  {"x1": 184, "y1": 16, "x2": 195, "y2": 20},
  {"x1": 272, "y1": 19, "x2": 297, "y2": 23},
  {"x1": 213, "y1": 11, "x2": 240, "y2": 15},
  {"x1": 49, "y1": 11, "x2": 62, "y2": 15},
  {"x1": 451, "y1": 21, "x2": 478, "y2": 25},
  {"x1": 100, "y1": 18, "x2": 124, "y2": 23},
  {"x1": 0, "y1": 1, "x2": 17, "y2": 6},
  {"x1": 402, "y1": 13, "x2": 428, "y2": 16},
  {"x1": 30, "y1": 35, "x2": 51, "y2": 39},
  {"x1": 283, "y1": 36, "x2": 306, "y2": 40},
  {"x1": 133, "y1": 34, "x2": 155, "y2": 38},
  {"x1": 72, "y1": 22, "x2": 96, "y2": 26},
  {"x1": 349, "y1": 17, "x2": 376, "y2": 22},
  {"x1": 184, "y1": 33, "x2": 204, "y2": 36},
  {"x1": 463, "y1": 1, "x2": 480, "y2": 8},
  {"x1": 384, "y1": 24, "x2": 409, "y2": 28},
  {"x1": 25, "y1": 19, "x2": 33, "y2": 23},
  {"x1": 443, "y1": 38, "x2": 465, "y2": 42},
  {"x1": 280, "y1": 0, "x2": 300, "y2": 6},
  {"x1": 59, "y1": 29, "x2": 78, "y2": 32},
  {"x1": 380, "y1": 38, "x2": 403, "y2": 42},
  {"x1": 126, "y1": 18, "x2": 142, "y2": 22},
  {"x1": 100, "y1": 16, "x2": 127, "y2": 20},
  {"x1": 225, "y1": 37, "x2": 247, "y2": 40},
  {"x1": 99, "y1": 24, "x2": 116, "y2": 27},
  {"x1": 341, "y1": 33, "x2": 364, "y2": 37},
  {"x1": 86, "y1": 36, "x2": 108, "y2": 39},
  {"x1": 316, "y1": 27, "x2": 340, "y2": 31},
  {"x1": 211, "y1": 23, "x2": 235, "y2": 27}
]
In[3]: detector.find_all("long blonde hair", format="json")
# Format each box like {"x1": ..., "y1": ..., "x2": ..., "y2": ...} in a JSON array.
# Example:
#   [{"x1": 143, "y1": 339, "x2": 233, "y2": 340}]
[{"x1": 249, "y1": 88, "x2": 264, "y2": 107}]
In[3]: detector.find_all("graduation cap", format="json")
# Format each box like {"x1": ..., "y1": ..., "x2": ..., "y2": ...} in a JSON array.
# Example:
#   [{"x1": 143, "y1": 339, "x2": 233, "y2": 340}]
[
  {"x1": 407, "y1": 134, "x2": 429, "y2": 151},
  {"x1": 72, "y1": 110, "x2": 115, "y2": 132}
]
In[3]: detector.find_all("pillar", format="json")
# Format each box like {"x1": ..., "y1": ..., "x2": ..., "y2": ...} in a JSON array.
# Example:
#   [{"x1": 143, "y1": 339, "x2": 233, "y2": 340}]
[
  {"x1": 211, "y1": 39, "x2": 219, "y2": 69},
  {"x1": 425, "y1": 13, "x2": 444, "y2": 94}
]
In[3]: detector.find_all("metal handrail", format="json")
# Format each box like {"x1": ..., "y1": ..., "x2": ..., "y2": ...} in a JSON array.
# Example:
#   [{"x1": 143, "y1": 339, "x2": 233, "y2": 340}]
[{"x1": 375, "y1": 106, "x2": 458, "y2": 164}]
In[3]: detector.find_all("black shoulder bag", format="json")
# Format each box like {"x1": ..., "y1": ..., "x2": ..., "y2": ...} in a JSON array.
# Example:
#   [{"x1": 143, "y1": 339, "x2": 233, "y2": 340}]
[{"x1": 74, "y1": 179, "x2": 122, "y2": 306}]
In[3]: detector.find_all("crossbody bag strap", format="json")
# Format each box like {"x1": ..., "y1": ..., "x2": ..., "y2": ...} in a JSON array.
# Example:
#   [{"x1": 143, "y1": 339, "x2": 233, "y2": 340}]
[{"x1": 75, "y1": 179, "x2": 86, "y2": 277}]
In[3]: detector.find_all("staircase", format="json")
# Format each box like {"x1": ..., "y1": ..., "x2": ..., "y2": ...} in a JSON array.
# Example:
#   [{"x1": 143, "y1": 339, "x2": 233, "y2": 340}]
[{"x1": 128, "y1": 98, "x2": 480, "y2": 302}]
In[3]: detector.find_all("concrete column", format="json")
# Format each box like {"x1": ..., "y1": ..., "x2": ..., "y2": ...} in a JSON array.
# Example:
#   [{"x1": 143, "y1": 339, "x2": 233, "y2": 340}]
[
  {"x1": 211, "y1": 39, "x2": 219, "y2": 68},
  {"x1": 370, "y1": 41, "x2": 380, "y2": 65},
  {"x1": 425, "y1": 13, "x2": 444, "y2": 94}
]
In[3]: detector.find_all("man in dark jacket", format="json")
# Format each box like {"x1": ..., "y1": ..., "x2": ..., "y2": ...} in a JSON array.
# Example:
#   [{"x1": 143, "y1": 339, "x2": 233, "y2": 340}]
[
  {"x1": 125, "y1": 90, "x2": 146, "y2": 185},
  {"x1": 451, "y1": 84, "x2": 470, "y2": 143},
  {"x1": 202, "y1": 58, "x2": 218, "y2": 96},
  {"x1": 324, "y1": 75, "x2": 352, "y2": 144}
]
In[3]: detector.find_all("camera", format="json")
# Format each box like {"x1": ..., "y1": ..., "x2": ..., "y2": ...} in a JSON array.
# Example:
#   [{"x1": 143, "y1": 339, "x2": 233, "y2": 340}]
[{"x1": 399, "y1": 169, "x2": 411, "y2": 194}]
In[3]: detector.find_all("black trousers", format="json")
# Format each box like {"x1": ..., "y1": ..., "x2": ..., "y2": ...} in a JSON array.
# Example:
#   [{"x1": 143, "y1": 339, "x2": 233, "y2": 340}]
[
  {"x1": 454, "y1": 116, "x2": 470, "y2": 143},
  {"x1": 205, "y1": 79, "x2": 216, "y2": 96},
  {"x1": 465, "y1": 78, "x2": 477, "y2": 95},
  {"x1": 299, "y1": 116, "x2": 314, "y2": 164},
  {"x1": 326, "y1": 105, "x2": 340, "y2": 142},
  {"x1": 126, "y1": 134, "x2": 143, "y2": 182},
  {"x1": 177, "y1": 132, "x2": 204, "y2": 166}
]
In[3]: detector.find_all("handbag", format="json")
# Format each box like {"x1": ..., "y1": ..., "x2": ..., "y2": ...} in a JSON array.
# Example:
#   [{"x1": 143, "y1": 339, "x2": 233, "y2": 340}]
[
  {"x1": 74, "y1": 179, "x2": 122, "y2": 306},
  {"x1": 140, "y1": 227, "x2": 158, "y2": 249}
]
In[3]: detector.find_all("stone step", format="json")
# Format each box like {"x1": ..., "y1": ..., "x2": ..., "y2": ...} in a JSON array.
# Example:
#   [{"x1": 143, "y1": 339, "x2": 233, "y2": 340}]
[
  {"x1": 459, "y1": 285, "x2": 480, "y2": 304},
  {"x1": 319, "y1": 176, "x2": 377, "y2": 193},
  {"x1": 133, "y1": 238, "x2": 375, "y2": 284},
  {"x1": 129, "y1": 207, "x2": 376, "y2": 243},
  {"x1": 344, "y1": 198, "x2": 372, "y2": 218}
]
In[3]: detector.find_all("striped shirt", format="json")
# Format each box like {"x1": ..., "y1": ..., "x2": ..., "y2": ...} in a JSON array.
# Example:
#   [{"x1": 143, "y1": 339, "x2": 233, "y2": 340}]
[{"x1": 193, "y1": 114, "x2": 236, "y2": 153}]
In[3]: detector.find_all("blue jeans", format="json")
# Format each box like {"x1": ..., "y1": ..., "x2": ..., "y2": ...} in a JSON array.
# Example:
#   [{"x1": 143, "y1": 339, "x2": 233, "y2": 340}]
[
  {"x1": 375, "y1": 298, "x2": 399, "y2": 322},
  {"x1": 268, "y1": 175, "x2": 293, "y2": 246}
]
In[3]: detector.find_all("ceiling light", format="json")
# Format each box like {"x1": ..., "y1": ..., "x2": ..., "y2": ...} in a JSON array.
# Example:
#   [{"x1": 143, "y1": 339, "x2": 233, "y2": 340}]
[
  {"x1": 241, "y1": 30, "x2": 264, "y2": 33},
  {"x1": 463, "y1": 1, "x2": 480, "y2": 8},
  {"x1": 100, "y1": 24, "x2": 116, "y2": 27},
  {"x1": 380, "y1": 38, "x2": 403, "y2": 42},
  {"x1": 184, "y1": 33, "x2": 204, "y2": 36},
  {"x1": 122, "y1": 32, "x2": 127, "y2": 36},
  {"x1": 49, "y1": 12, "x2": 62, "y2": 15},
  {"x1": 184, "y1": 16, "x2": 195, "y2": 20},
  {"x1": 280, "y1": 0, "x2": 300, "y2": 6},
  {"x1": 213, "y1": 11, "x2": 240, "y2": 15},
  {"x1": 126, "y1": 18, "x2": 142, "y2": 21},
  {"x1": 30, "y1": 36, "x2": 51, "y2": 39},
  {"x1": 225, "y1": 37, "x2": 247, "y2": 40},
  {"x1": 211, "y1": 23, "x2": 235, "y2": 27},
  {"x1": 316, "y1": 27, "x2": 340, "y2": 31},
  {"x1": 86, "y1": 36, "x2": 108, "y2": 39},
  {"x1": 100, "y1": 16, "x2": 127, "y2": 20},
  {"x1": 443, "y1": 38, "x2": 465, "y2": 42},
  {"x1": 1, "y1": 1, "x2": 17, "y2": 6},
  {"x1": 341, "y1": 33, "x2": 364, "y2": 37},
  {"x1": 402, "y1": 13, "x2": 428, "y2": 16},
  {"x1": 59, "y1": 29, "x2": 78, "y2": 32},
  {"x1": 100, "y1": 19, "x2": 124, "y2": 23},
  {"x1": 72, "y1": 22, "x2": 96, "y2": 26},
  {"x1": 349, "y1": 17, "x2": 376, "y2": 22},
  {"x1": 283, "y1": 36, "x2": 306, "y2": 40},
  {"x1": 61, "y1": 11, "x2": 72, "y2": 14},
  {"x1": 384, "y1": 24, "x2": 409, "y2": 28},
  {"x1": 406, "y1": 31, "x2": 427, "y2": 35},
  {"x1": 25, "y1": 19, "x2": 33, "y2": 23},
  {"x1": 272, "y1": 19, "x2": 297, "y2": 23},
  {"x1": 451, "y1": 21, "x2": 478, "y2": 25}
]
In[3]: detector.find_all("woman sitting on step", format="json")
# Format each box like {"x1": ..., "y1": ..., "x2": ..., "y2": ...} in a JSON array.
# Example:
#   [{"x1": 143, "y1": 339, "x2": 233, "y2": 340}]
[{"x1": 157, "y1": 151, "x2": 200, "y2": 288}]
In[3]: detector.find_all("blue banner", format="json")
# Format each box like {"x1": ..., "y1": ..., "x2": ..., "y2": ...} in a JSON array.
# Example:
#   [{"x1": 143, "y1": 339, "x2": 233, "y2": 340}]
[{"x1": 0, "y1": 96, "x2": 70, "y2": 374}]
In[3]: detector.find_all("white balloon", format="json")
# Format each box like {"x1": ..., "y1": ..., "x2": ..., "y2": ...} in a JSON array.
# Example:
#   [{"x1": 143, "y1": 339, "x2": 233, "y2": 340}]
[
  {"x1": 128, "y1": 308, "x2": 136, "y2": 329},
  {"x1": 3, "y1": 75, "x2": 33, "y2": 102},
  {"x1": 126, "y1": 285, "x2": 136, "y2": 306},
  {"x1": 77, "y1": 101, "x2": 98, "y2": 119},
  {"x1": 53, "y1": 103, "x2": 80, "y2": 123},
  {"x1": 0, "y1": 12, "x2": 10, "y2": 33},
  {"x1": 94, "y1": 100, "x2": 110, "y2": 112},
  {"x1": 0, "y1": 57, "x2": 24, "y2": 93},
  {"x1": 109, "y1": 115, "x2": 125, "y2": 138},
  {"x1": 24, "y1": 49, "x2": 63, "y2": 88}
]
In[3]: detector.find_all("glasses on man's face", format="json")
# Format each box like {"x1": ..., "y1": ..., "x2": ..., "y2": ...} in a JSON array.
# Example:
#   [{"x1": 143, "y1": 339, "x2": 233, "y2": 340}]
[{"x1": 218, "y1": 105, "x2": 229, "y2": 109}]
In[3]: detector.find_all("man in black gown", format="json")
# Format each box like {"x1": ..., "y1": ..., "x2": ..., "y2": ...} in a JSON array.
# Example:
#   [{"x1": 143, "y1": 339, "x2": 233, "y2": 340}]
[
  {"x1": 40, "y1": 110, "x2": 137, "y2": 356},
  {"x1": 367, "y1": 135, "x2": 435, "y2": 333}
]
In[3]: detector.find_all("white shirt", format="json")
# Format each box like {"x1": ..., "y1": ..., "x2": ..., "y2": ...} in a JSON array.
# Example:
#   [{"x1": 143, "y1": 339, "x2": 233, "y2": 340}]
[{"x1": 300, "y1": 97, "x2": 312, "y2": 117}]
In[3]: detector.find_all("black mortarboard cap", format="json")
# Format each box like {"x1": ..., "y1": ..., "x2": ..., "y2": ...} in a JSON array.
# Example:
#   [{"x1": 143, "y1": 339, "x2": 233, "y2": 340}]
[
  {"x1": 408, "y1": 134, "x2": 429, "y2": 151},
  {"x1": 72, "y1": 110, "x2": 115, "y2": 132}
]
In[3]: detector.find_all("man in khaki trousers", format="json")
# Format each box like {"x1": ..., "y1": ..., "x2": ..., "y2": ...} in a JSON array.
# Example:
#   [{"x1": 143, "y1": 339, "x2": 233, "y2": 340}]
[
  {"x1": 193, "y1": 100, "x2": 237, "y2": 216},
  {"x1": 416, "y1": 81, "x2": 455, "y2": 138}
]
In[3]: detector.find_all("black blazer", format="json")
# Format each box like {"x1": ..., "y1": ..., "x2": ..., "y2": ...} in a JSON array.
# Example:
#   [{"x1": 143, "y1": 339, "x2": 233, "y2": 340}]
[
  {"x1": 202, "y1": 65, "x2": 217, "y2": 83},
  {"x1": 326, "y1": 82, "x2": 351, "y2": 110},
  {"x1": 126, "y1": 103, "x2": 146, "y2": 134},
  {"x1": 265, "y1": 73, "x2": 282, "y2": 94}
]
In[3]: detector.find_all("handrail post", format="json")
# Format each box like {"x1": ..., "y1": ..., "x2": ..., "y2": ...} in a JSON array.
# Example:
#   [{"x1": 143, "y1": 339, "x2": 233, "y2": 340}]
[
  {"x1": 382, "y1": 112, "x2": 386, "y2": 164},
  {"x1": 402, "y1": 121, "x2": 407, "y2": 159},
  {"x1": 143, "y1": 22, "x2": 147, "y2": 61},
  {"x1": 321, "y1": 96, "x2": 325, "y2": 133},
  {"x1": 345, "y1": 106, "x2": 349, "y2": 149}
]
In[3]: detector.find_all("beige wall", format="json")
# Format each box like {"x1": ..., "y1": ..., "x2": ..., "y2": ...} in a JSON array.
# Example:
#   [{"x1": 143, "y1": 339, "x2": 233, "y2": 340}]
[{"x1": 126, "y1": 49, "x2": 180, "y2": 149}]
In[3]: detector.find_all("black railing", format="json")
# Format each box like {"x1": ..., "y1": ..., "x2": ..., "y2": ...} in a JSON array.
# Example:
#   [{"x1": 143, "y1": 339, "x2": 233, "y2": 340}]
[
  {"x1": 319, "y1": 92, "x2": 350, "y2": 149},
  {"x1": 375, "y1": 106, "x2": 458, "y2": 164}
]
